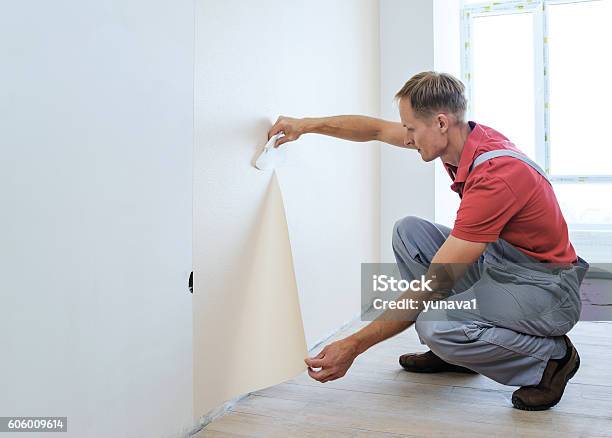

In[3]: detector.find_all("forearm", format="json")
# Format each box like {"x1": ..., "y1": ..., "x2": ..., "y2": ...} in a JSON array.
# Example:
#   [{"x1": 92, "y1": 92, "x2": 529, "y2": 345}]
[
  {"x1": 347, "y1": 290, "x2": 434, "y2": 355},
  {"x1": 347, "y1": 259, "x2": 476, "y2": 355},
  {"x1": 302, "y1": 115, "x2": 390, "y2": 143},
  {"x1": 349, "y1": 319, "x2": 413, "y2": 355}
]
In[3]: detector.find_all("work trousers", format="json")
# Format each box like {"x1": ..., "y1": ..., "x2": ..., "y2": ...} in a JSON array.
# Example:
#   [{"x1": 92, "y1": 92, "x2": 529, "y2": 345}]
[{"x1": 393, "y1": 216, "x2": 589, "y2": 386}]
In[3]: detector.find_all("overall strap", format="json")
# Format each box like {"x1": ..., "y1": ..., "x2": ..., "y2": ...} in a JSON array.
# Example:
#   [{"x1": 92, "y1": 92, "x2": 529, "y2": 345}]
[{"x1": 469, "y1": 149, "x2": 551, "y2": 185}]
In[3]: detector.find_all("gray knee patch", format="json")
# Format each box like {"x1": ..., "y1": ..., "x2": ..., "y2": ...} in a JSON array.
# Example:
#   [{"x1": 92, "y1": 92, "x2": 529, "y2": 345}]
[
  {"x1": 415, "y1": 314, "x2": 463, "y2": 361},
  {"x1": 392, "y1": 215, "x2": 421, "y2": 256},
  {"x1": 414, "y1": 310, "x2": 444, "y2": 344}
]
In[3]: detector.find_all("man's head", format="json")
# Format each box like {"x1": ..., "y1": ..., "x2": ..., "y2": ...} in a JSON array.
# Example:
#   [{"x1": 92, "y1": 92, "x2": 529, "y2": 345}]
[{"x1": 395, "y1": 72, "x2": 467, "y2": 162}]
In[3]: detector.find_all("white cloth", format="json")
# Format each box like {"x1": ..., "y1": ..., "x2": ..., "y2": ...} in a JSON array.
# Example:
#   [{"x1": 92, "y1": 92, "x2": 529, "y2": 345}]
[{"x1": 255, "y1": 132, "x2": 286, "y2": 170}]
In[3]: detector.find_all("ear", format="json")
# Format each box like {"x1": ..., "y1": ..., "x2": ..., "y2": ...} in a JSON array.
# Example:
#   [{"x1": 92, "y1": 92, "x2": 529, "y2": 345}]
[{"x1": 437, "y1": 114, "x2": 449, "y2": 134}]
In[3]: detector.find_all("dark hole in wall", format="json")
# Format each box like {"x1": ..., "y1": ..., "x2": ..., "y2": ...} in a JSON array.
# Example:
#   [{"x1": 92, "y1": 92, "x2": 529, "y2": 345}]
[{"x1": 189, "y1": 271, "x2": 193, "y2": 294}]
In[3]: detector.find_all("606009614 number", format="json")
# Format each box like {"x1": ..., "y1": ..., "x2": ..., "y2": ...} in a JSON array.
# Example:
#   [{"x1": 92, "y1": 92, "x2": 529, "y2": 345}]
[{"x1": 1, "y1": 417, "x2": 67, "y2": 432}]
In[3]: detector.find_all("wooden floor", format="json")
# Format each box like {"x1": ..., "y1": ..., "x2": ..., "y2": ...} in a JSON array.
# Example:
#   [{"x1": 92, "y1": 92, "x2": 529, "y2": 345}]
[{"x1": 196, "y1": 320, "x2": 612, "y2": 437}]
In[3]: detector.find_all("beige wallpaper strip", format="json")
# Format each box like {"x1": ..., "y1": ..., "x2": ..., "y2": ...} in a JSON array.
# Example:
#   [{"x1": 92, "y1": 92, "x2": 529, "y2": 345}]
[{"x1": 195, "y1": 172, "x2": 308, "y2": 417}]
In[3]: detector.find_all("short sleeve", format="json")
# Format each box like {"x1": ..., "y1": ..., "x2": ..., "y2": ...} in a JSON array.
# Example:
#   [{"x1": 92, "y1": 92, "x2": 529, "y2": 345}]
[{"x1": 451, "y1": 174, "x2": 521, "y2": 243}]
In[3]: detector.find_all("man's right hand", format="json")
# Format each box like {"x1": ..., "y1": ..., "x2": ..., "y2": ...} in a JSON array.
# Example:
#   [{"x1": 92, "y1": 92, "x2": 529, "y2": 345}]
[{"x1": 268, "y1": 116, "x2": 305, "y2": 148}]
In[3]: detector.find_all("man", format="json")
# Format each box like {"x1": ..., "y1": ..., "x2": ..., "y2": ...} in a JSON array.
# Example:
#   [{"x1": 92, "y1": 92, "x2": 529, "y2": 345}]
[{"x1": 267, "y1": 71, "x2": 589, "y2": 411}]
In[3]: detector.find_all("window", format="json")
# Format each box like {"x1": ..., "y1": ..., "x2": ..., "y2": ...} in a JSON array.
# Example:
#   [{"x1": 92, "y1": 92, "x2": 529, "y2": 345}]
[
  {"x1": 547, "y1": 1, "x2": 612, "y2": 175},
  {"x1": 461, "y1": 0, "x2": 612, "y2": 261}
]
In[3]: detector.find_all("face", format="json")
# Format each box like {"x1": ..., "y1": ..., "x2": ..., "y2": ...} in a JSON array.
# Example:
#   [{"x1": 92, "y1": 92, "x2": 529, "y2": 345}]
[{"x1": 398, "y1": 99, "x2": 449, "y2": 162}]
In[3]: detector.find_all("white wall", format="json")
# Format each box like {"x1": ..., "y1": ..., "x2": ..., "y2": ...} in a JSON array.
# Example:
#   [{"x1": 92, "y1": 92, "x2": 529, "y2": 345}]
[
  {"x1": 433, "y1": 0, "x2": 463, "y2": 227},
  {"x1": 0, "y1": 1, "x2": 194, "y2": 437},
  {"x1": 0, "y1": 0, "x2": 444, "y2": 433},
  {"x1": 194, "y1": 0, "x2": 380, "y2": 418},
  {"x1": 380, "y1": 0, "x2": 436, "y2": 261}
]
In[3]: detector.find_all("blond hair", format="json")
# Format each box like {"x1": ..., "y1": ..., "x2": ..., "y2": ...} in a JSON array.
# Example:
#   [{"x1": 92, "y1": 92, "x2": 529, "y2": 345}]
[{"x1": 395, "y1": 71, "x2": 466, "y2": 122}]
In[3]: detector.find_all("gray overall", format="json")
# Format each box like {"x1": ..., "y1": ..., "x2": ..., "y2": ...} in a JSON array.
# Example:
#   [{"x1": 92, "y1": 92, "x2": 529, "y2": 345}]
[{"x1": 392, "y1": 150, "x2": 589, "y2": 386}]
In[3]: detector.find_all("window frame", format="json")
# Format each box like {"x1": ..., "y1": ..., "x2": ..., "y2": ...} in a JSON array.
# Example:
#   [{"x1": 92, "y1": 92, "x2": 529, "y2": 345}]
[{"x1": 461, "y1": 0, "x2": 612, "y2": 184}]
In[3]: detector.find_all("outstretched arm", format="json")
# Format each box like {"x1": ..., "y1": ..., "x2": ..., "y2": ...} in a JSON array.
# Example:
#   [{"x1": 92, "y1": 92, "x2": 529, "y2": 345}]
[
  {"x1": 268, "y1": 115, "x2": 408, "y2": 148},
  {"x1": 304, "y1": 235, "x2": 487, "y2": 383}
]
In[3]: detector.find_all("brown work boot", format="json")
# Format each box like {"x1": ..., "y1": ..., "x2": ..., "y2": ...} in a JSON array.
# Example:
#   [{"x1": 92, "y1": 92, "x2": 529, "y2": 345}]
[
  {"x1": 512, "y1": 335, "x2": 580, "y2": 411},
  {"x1": 399, "y1": 350, "x2": 477, "y2": 374}
]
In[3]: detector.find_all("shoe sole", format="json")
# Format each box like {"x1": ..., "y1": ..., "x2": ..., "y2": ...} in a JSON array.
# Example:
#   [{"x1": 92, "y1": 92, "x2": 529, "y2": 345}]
[
  {"x1": 400, "y1": 364, "x2": 477, "y2": 374},
  {"x1": 511, "y1": 351, "x2": 581, "y2": 411}
]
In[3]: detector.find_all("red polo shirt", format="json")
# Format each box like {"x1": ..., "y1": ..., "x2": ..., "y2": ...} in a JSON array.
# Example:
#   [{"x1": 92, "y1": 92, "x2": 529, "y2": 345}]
[{"x1": 445, "y1": 122, "x2": 577, "y2": 264}]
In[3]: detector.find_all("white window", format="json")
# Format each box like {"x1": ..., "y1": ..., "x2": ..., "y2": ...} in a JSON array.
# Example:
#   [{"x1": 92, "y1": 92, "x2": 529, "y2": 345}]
[{"x1": 461, "y1": 0, "x2": 612, "y2": 261}]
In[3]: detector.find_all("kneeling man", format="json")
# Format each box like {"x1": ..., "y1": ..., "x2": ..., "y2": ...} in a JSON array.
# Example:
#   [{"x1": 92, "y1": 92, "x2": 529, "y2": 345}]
[{"x1": 268, "y1": 71, "x2": 589, "y2": 410}]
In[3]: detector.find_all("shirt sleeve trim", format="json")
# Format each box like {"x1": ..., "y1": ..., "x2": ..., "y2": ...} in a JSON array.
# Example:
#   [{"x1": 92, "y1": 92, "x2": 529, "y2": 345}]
[{"x1": 451, "y1": 227, "x2": 498, "y2": 243}]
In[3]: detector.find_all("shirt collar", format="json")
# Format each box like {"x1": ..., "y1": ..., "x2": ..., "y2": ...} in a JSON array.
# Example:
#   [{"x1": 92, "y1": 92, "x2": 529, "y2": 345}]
[{"x1": 445, "y1": 121, "x2": 485, "y2": 185}]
